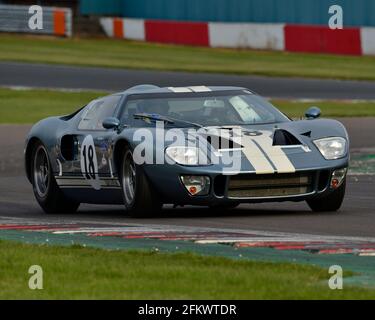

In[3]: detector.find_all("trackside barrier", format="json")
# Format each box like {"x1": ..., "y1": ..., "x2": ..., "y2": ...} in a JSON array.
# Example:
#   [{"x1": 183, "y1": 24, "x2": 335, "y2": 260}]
[
  {"x1": 284, "y1": 25, "x2": 362, "y2": 56},
  {"x1": 209, "y1": 22, "x2": 285, "y2": 51},
  {"x1": 100, "y1": 17, "x2": 144, "y2": 40},
  {"x1": 145, "y1": 20, "x2": 209, "y2": 46},
  {"x1": 100, "y1": 17, "x2": 375, "y2": 56},
  {"x1": 0, "y1": 4, "x2": 72, "y2": 37}
]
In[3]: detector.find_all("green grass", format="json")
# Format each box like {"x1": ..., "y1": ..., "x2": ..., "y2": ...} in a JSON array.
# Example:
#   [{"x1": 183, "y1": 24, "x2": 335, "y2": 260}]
[
  {"x1": 2, "y1": 34, "x2": 375, "y2": 80},
  {"x1": 0, "y1": 88, "x2": 374, "y2": 124},
  {"x1": 0, "y1": 241, "x2": 374, "y2": 299},
  {"x1": 275, "y1": 99, "x2": 375, "y2": 118},
  {"x1": 0, "y1": 88, "x2": 106, "y2": 124}
]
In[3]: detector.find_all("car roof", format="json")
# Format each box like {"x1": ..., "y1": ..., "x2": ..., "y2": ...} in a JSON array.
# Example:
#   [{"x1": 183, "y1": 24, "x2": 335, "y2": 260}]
[{"x1": 116, "y1": 85, "x2": 252, "y2": 95}]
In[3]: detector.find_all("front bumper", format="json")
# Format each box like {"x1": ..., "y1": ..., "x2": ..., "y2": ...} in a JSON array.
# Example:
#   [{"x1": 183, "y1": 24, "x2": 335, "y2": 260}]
[{"x1": 144, "y1": 160, "x2": 349, "y2": 206}]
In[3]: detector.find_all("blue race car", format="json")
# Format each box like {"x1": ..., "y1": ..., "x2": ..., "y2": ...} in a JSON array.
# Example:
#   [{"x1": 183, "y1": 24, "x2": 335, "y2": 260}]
[{"x1": 25, "y1": 85, "x2": 349, "y2": 217}]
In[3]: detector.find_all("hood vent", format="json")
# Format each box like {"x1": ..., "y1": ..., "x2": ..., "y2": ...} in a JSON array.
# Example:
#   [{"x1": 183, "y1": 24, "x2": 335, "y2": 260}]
[
  {"x1": 301, "y1": 131, "x2": 312, "y2": 138},
  {"x1": 273, "y1": 129, "x2": 302, "y2": 146}
]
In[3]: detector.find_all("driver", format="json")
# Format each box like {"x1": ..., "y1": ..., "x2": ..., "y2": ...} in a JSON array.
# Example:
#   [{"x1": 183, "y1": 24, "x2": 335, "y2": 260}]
[{"x1": 140, "y1": 99, "x2": 168, "y2": 116}]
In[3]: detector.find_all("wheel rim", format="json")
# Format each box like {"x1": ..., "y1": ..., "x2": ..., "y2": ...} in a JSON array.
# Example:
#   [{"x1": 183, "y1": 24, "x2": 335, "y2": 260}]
[
  {"x1": 33, "y1": 145, "x2": 50, "y2": 198},
  {"x1": 122, "y1": 151, "x2": 136, "y2": 206}
]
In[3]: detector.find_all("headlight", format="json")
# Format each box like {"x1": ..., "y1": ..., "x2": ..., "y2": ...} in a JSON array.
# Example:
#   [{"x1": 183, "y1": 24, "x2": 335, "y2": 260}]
[
  {"x1": 165, "y1": 146, "x2": 210, "y2": 166},
  {"x1": 313, "y1": 137, "x2": 347, "y2": 160}
]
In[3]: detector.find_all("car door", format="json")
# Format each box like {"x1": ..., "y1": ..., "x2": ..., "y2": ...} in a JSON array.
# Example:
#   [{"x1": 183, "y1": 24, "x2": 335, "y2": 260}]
[{"x1": 67, "y1": 95, "x2": 122, "y2": 190}]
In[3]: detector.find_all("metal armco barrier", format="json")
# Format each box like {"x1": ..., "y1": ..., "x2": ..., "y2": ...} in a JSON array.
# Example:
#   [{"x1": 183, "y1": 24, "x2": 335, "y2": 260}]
[{"x1": 0, "y1": 4, "x2": 72, "y2": 37}]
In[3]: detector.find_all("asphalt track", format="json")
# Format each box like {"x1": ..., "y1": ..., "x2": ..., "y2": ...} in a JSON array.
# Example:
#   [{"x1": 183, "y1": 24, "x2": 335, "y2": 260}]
[{"x1": 2, "y1": 61, "x2": 375, "y2": 99}]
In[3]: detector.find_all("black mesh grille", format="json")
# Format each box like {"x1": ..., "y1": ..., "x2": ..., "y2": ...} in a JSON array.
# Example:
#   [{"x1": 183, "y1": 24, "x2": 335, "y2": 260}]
[{"x1": 227, "y1": 172, "x2": 314, "y2": 198}]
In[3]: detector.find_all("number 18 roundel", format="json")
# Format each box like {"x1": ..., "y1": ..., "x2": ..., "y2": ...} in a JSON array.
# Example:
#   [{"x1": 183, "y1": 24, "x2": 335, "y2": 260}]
[{"x1": 80, "y1": 135, "x2": 101, "y2": 190}]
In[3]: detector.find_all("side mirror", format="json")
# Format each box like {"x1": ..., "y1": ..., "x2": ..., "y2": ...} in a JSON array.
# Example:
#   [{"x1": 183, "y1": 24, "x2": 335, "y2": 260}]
[
  {"x1": 102, "y1": 117, "x2": 120, "y2": 130},
  {"x1": 305, "y1": 106, "x2": 321, "y2": 120}
]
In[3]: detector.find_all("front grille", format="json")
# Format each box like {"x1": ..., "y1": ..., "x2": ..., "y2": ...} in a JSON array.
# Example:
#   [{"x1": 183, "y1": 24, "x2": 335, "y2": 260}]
[{"x1": 227, "y1": 172, "x2": 314, "y2": 198}]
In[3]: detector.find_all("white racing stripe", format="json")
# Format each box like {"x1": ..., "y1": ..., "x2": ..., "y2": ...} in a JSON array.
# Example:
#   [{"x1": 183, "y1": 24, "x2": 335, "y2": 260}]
[
  {"x1": 241, "y1": 136, "x2": 275, "y2": 174},
  {"x1": 168, "y1": 87, "x2": 192, "y2": 93},
  {"x1": 168, "y1": 86, "x2": 212, "y2": 93},
  {"x1": 189, "y1": 86, "x2": 211, "y2": 92},
  {"x1": 238, "y1": 130, "x2": 295, "y2": 174},
  {"x1": 250, "y1": 131, "x2": 296, "y2": 173},
  {"x1": 55, "y1": 177, "x2": 120, "y2": 188}
]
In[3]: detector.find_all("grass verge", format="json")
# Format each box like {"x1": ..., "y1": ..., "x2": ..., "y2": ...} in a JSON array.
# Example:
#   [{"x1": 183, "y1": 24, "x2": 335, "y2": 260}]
[
  {"x1": 0, "y1": 240, "x2": 374, "y2": 299},
  {"x1": 2, "y1": 34, "x2": 375, "y2": 80},
  {"x1": 0, "y1": 88, "x2": 374, "y2": 124},
  {"x1": 0, "y1": 88, "x2": 106, "y2": 124},
  {"x1": 274, "y1": 99, "x2": 375, "y2": 118}
]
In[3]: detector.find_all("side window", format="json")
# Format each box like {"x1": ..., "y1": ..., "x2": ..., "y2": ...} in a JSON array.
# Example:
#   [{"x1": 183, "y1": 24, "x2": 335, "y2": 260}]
[
  {"x1": 120, "y1": 101, "x2": 140, "y2": 126},
  {"x1": 78, "y1": 95, "x2": 121, "y2": 130}
]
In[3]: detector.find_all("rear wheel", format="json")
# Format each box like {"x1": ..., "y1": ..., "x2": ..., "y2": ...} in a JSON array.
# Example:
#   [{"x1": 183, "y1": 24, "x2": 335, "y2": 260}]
[
  {"x1": 120, "y1": 149, "x2": 162, "y2": 217},
  {"x1": 31, "y1": 142, "x2": 80, "y2": 214},
  {"x1": 307, "y1": 180, "x2": 346, "y2": 212}
]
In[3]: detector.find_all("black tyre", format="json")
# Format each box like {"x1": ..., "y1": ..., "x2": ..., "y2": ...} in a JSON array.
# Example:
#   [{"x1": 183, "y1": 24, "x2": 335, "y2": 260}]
[
  {"x1": 307, "y1": 180, "x2": 346, "y2": 212},
  {"x1": 120, "y1": 149, "x2": 162, "y2": 217},
  {"x1": 31, "y1": 142, "x2": 80, "y2": 214}
]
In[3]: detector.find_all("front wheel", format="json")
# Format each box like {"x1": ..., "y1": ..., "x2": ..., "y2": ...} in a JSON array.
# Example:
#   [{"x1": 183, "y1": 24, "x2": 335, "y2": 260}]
[
  {"x1": 120, "y1": 149, "x2": 162, "y2": 217},
  {"x1": 31, "y1": 142, "x2": 80, "y2": 214},
  {"x1": 306, "y1": 180, "x2": 346, "y2": 212}
]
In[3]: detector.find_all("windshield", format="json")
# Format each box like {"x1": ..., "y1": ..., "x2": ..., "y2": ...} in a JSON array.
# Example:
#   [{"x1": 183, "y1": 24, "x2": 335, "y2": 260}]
[{"x1": 121, "y1": 91, "x2": 289, "y2": 127}]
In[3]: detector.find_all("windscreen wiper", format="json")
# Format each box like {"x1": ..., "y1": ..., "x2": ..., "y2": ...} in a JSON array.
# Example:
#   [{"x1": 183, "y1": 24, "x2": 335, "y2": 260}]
[{"x1": 133, "y1": 113, "x2": 204, "y2": 129}]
